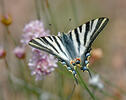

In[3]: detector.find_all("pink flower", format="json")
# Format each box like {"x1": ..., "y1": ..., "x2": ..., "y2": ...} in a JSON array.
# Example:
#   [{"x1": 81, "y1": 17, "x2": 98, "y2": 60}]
[
  {"x1": 13, "y1": 46, "x2": 25, "y2": 59},
  {"x1": 21, "y1": 20, "x2": 50, "y2": 46},
  {"x1": 21, "y1": 20, "x2": 58, "y2": 80},
  {"x1": 28, "y1": 49, "x2": 58, "y2": 80}
]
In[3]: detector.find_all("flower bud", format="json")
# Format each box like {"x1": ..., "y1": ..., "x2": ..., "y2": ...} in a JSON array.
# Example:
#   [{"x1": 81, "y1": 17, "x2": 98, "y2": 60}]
[
  {"x1": 14, "y1": 46, "x2": 25, "y2": 59},
  {"x1": 1, "y1": 14, "x2": 12, "y2": 26},
  {"x1": 0, "y1": 47, "x2": 6, "y2": 59}
]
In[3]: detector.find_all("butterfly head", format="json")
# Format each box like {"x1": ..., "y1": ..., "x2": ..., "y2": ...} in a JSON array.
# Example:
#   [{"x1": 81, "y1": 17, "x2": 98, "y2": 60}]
[{"x1": 70, "y1": 58, "x2": 82, "y2": 69}]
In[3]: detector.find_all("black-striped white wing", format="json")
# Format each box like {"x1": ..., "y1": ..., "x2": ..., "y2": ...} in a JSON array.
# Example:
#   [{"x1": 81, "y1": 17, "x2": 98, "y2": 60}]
[
  {"x1": 67, "y1": 17, "x2": 109, "y2": 57},
  {"x1": 29, "y1": 36, "x2": 71, "y2": 61}
]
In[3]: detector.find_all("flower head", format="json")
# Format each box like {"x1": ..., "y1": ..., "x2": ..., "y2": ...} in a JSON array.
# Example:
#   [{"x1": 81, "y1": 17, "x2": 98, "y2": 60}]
[
  {"x1": 21, "y1": 20, "x2": 58, "y2": 80},
  {"x1": 13, "y1": 46, "x2": 25, "y2": 59},
  {"x1": 0, "y1": 46, "x2": 6, "y2": 59},
  {"x1": 1, "y1": 14, "x2": 12, "y2": 26},
  {"x1": 28, "y1": 49, "x2": 58, "y2": 80},
  {"x1": 89, "y1": 74, "x2": 104, "y2": 90}
]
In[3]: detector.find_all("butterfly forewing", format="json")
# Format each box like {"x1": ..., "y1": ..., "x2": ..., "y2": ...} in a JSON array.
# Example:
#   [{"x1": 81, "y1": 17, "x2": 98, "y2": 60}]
[
  {"x1": 67, "y1": 17, "x2": 109, "y2": 57},
  {"x1": 29, "y1": 36, "x2": 71, "y2": 62}
]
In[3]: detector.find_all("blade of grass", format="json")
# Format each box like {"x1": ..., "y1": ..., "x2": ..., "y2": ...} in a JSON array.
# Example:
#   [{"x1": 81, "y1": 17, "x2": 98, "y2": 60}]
[
  {"x1": 70, "y1": 0, "x2": 78, "y2": 25},
  {"x1": 44, "y1": 0, "x2": 58, "y2": 33},
  {"x1": 34, "y1": 0, "x2": 41, "y2": 20},
  {"x1": 76, "y1": 70, "x2": 97, "y2": 100}
]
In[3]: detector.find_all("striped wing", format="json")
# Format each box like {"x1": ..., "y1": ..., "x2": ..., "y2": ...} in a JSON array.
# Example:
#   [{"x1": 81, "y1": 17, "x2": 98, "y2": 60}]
[
  {"x1": 29, "y1": 36, "x2": 71, "y2": 62},
  {"x1": 67, "y1": 17, "x2": 109, "y2": 57}
]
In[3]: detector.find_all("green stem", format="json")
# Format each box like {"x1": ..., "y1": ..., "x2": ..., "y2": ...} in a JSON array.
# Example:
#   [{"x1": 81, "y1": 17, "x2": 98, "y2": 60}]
[
  {"x1": 76, "y1": 70, "x2": 97, "y2": 100},
  {"x1": 5, "y1": 25, "x2": 28, "y2": 80},
  {"x1": 44, "y1": 0, "x2": 58, "y2": 33},
  {"x1": 4, "y1": 57, "x2": 9, "y2": 70},
  {"x1": 6, "y1": 26, "x2": 17, "y2": 45},
  {"x1": 10, "y1": 73, "x2": 42, "y2": 95},
  {"x1": 58, "y1": 73, "x2": 64, "y2": 100},
  {"x1": 56, "y1": 63, "x2": 64, "y2": 100},
  {"x1": 40, "y1": 0, "x2": 51, "y2": 29},
  {"x1": 34, "y1": 0, "x2": 41, "y2": 20}
]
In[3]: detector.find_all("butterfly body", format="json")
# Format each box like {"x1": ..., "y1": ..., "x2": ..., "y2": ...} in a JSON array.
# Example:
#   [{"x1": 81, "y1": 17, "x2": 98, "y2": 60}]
[{"x1": 29, "y1": 17, "x2": 109, "y2": 82}]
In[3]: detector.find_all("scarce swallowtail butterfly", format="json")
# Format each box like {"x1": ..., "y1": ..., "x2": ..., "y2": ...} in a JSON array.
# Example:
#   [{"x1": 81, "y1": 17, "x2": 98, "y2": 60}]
[{"x1": 29, "y1": 17, "x2": 109, "y2": 83}]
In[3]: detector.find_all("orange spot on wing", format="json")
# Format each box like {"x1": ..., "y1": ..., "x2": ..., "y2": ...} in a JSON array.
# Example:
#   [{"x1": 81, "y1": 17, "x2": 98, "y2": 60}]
[
  {"x1": 70, "y1": 60, "x2": 75, "y2": 64},
  {"x1": 76, "y1": 58, "x2": 81, "y2": 61}
]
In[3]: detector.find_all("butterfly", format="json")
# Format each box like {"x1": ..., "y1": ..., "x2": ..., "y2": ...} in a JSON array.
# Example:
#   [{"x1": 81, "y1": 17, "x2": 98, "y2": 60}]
[{"x1": 29, "y1": 17, "x2": 109, "y2": 83}]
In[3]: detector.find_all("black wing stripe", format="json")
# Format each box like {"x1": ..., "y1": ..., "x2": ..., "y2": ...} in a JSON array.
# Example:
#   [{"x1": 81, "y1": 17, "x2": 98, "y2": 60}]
[
  {"x1": 41, "y1": 37, "x2": 59, "y2": 53},
  {"x1": 90, "y1": 18, "x2": 104, "y2": 39},
  {"x1": 69, "y1": 31, "x2": 72, "y2": 40},
  {"x1": 30, "y1": 39, "x2": 46, "y2": 49},
  {"x1": 71, "y1": 30, "x2": 79, "y2": 55},
  {"x1": 53, "y1": 36, "x2": 68, "y2": 57},
  {"x1": 79, "y1": 25, "x2": 82, "y2": 33},
  {"x1": 37, "y1": 38, "x2": 46, "y2": 45},
  {"x1": 74, "y1": 28, "x2": 80, "y2": 52},
  {"x1": 29, "y1": 40, "x2": 64, "y2": 60},
  {"x1": 48, "y1": 36, "x2": 53, "y2": 41},
  {"x1": 84, "y1": 19, "x2": 99, "y2": 47},
  {"x1": 84, "y1": 21, "x2": 90, "y2": 46},
  {"x1": 90, "y1": 18, "x2": 109, "y2": 43},
  {"x1": 90, "y1": 19, "x2": 94, "y2": 30},
  {"x1": 29, "y1": 39, "x2": 51, "y2": 52}
]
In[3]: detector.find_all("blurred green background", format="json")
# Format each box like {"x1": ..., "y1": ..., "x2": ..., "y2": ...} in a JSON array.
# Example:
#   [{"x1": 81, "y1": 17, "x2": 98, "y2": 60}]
[{"x1": 0, "y1": 0, "x2": 126, "y2": 100}]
